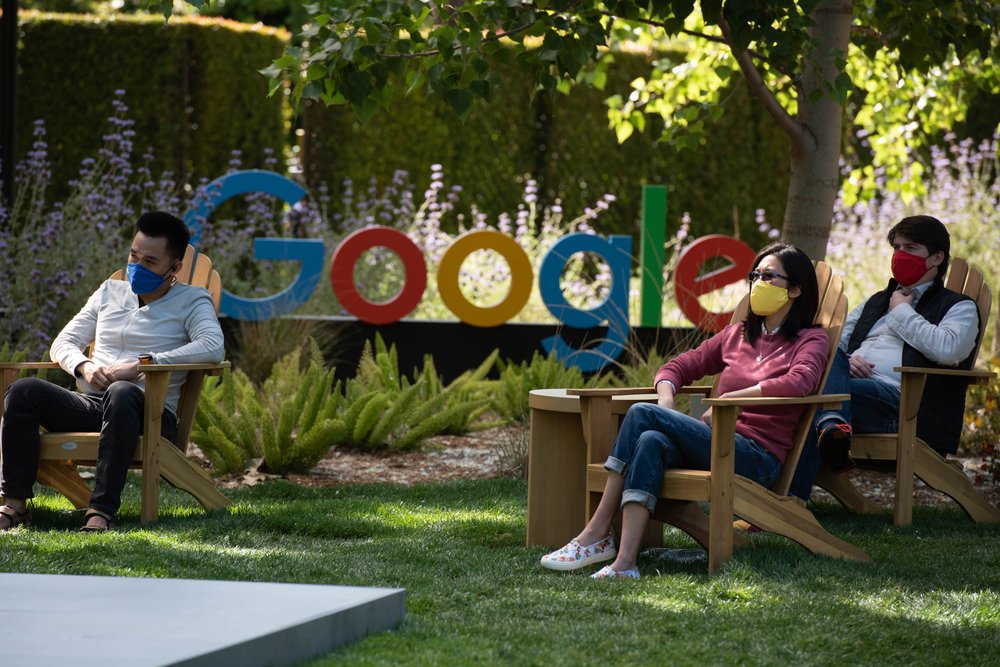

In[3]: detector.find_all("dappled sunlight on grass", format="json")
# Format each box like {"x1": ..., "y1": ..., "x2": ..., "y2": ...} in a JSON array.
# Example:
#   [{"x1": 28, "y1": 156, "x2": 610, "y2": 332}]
[
  {"x1": 850, "y1": 589, "x2": 1000, "y2": 628},
  {"x1": 5, "y1": 480, "x2": 1000, "y2": 663}
]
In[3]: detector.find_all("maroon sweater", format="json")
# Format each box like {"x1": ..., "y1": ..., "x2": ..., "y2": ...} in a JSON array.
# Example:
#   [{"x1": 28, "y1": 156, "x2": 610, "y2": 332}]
[{"x1": 654, "y1": 323, "x2": 829, "y2": 463}]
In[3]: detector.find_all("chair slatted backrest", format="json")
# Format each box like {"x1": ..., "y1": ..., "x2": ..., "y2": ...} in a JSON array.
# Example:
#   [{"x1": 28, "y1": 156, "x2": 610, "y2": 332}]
[
  {"x1": 110, "y1": 244, "x2": 222, "y2": 451},
  {"x1": 944, "y1": 258, "x2": 992, "y2": 363},
  {"x1": 712, "y1": 261, "x2": 846, "y2": 495}
]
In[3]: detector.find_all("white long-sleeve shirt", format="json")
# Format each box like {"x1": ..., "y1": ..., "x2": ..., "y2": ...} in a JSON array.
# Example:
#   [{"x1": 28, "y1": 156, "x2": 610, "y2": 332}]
[
  {"x1": 50, "y1": 279, "x2": 225, "y2": 414},
  {"x1": 839, "y1": 281, "x2": 979, "y2": 387}
]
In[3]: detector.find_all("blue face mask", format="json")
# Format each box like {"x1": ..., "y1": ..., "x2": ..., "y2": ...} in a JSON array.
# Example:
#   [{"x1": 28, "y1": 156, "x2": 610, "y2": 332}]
[{"x1": 126, "y1": 262, "x2": 172, "y2": 295}]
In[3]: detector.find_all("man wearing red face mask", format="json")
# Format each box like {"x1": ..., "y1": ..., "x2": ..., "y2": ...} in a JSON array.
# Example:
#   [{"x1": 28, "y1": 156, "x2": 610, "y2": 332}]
[{"x1": 790, "y1": 215, "x2": 980, "y2": 499}]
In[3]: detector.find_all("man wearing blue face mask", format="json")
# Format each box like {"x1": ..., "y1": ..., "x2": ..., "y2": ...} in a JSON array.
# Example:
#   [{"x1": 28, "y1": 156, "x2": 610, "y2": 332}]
[
  {"x1": 790, "y1": 215, "x2": 980, "y2": 500},
  {"x1": 0, "y1": 212, "x2": 224, "y2": 532}
]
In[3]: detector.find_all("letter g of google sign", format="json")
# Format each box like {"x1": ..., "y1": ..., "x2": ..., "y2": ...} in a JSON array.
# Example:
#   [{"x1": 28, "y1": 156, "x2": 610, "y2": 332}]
[{"x1": 183, "y1": 170, "x2": 325, "y2": 321}]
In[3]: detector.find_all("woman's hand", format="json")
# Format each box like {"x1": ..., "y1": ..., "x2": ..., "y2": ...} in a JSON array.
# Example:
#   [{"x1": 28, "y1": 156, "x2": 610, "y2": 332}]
[{"x1": 656, "y1": 380, "x2": 675, "y2": 410}]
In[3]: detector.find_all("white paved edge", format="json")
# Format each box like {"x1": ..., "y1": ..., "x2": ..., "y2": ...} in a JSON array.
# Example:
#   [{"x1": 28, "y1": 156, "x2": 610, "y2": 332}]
[{"x1": 0, "y1": 573, "x2": 407, "y2": 667}]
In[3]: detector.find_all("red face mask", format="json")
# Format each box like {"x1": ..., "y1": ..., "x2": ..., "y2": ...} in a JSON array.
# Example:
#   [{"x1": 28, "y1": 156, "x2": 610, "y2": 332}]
[{"x1": 891, "y1": 250, "x2": 929, "y2": 286}]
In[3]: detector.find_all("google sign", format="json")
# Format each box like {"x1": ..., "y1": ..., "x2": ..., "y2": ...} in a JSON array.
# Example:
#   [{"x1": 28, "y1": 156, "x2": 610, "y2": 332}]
[{"x1": 184, "y1": 170, "x2": 758, "y2": 372}]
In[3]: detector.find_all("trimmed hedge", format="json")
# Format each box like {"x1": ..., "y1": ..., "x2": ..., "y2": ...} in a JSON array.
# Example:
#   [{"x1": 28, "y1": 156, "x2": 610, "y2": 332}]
[
  {"x1": 303, "y1": 47, "x2": 790, "y2": 244},
  {"x1": 300, "y1": 59, "x2": 540, "y2": 236},
  {"x1": 14, "y1": 12, "x2": 289, "y2": 195}
]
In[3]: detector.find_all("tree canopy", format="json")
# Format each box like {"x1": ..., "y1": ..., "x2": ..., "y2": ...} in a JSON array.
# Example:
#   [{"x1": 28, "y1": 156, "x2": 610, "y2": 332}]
[{"x1": 170, "y1": 1, "x2": 1000, "y2": 257}]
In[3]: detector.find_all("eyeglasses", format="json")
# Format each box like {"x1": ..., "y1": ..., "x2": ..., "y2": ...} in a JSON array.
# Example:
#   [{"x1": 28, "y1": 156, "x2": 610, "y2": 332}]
[{"x1": 748, "y1": 269, "x2": 789, "y2": 284}]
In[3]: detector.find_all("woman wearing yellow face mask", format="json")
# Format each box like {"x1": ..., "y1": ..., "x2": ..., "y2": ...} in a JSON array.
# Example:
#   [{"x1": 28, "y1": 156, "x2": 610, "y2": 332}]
[{"x1": 541, "y1": 243, "x2": 830, "y2": 578}]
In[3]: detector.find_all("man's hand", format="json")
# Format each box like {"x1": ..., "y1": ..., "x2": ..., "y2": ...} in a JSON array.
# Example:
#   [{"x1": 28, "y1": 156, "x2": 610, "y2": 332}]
[
  {"x1": 106, "y1": 360, "x2": 141, "y2": 382},
  {"x1": 80, "y1": 362, "x2": 113, "y2": 390},
  {"x1": 889, "y1": 287, "x2": 915, "y2": 310},
  {"x1": 78, "y1": 360, "x2": 141, "y2": 390},
  {"x1": 656, "y1": 381, "x2": 675, "y2": 410},
  {"x1": 848, "y1": 353, "x2": 875, "y2": 378}
]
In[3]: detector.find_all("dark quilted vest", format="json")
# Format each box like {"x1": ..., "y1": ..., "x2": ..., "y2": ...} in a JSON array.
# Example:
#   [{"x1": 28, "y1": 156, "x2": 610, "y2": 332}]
[{"x1": 847, "y1": 279, "x2": 979, "y2": 454}]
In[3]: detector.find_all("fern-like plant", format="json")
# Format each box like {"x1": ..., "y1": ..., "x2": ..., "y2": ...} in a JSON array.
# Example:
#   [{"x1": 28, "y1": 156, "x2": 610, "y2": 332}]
[
  {"x1": 493, "y1": 350, "x2": 592, "y2": 421},
  {"x1": 337, "y1": 333, "x2": 495, "y2": 449},
  {"x1": 192, "y1": 339, "x2": 346, "y2": 475},
  {"x1": 193, "y1": 333, "x2": 509, "y2": 472}
]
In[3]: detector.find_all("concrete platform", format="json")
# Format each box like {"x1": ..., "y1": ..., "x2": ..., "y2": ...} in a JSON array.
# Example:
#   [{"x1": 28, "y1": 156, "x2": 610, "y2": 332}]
[{"x1": 0, "y1": 573, "x2": 406, "y2": 666}]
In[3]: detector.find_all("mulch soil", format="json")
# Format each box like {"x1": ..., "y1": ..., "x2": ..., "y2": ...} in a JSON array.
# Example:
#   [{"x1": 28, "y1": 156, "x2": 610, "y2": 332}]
[{"x1": 199, "y1": 424, "x2": 1000, "y2": 511}]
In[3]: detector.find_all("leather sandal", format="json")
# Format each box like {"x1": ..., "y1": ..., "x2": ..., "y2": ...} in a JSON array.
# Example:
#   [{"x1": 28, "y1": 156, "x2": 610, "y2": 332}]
[
  {"x1": 79, "y1": 508, "x2": 116, "y2": 533},
  {"x1": 0, "y1": 505, "x2": 30, "y2": 531}
]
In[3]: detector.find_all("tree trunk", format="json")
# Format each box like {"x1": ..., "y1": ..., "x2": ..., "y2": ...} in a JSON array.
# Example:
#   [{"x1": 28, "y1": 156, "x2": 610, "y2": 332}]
[{"x1": 781, "y1": 0, "x2": 853, "y2": 261}]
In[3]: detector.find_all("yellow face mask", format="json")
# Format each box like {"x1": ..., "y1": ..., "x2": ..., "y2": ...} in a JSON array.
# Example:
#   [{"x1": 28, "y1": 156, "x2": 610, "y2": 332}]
[{"x1": 749, "y1": 281, "x2": 790, "y2": 316}]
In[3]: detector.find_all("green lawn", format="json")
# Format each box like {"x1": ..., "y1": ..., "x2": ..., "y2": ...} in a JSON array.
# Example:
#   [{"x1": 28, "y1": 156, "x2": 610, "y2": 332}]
[{"x1": 2, "y1": 477, "x2": 998, "y2": 666}]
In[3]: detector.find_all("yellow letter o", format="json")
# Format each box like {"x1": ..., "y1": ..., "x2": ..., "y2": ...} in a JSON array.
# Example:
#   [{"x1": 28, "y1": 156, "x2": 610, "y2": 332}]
[{"x1": 437, "y1": 230, "x2": 533, "y2": 327}]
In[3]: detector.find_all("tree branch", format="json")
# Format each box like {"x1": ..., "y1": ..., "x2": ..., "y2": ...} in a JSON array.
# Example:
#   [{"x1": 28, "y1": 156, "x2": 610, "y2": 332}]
[
  {"x1": 851, "y1": 24, "x2": 889, "y2": 47},
  {"x1": 718, "y1": 14, "x2": 803, "y2": 143},
  {"x1": 381, "y1": 17, "x2": 541, "y2": 59},
  {"x1": 594, "y1": 10, "x2": 795, "y2": 79}
]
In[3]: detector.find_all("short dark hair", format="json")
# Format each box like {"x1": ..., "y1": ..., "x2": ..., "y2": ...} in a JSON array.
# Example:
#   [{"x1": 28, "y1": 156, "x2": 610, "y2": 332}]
[
  {"x1": 745, "y1": 243, "x2": 819, "y2": 345},
  {"x1": 887, "y1": 215, "x2": 950, "y2": 279},
  {"x1": 136, "y1": 211, "x2": 190, "y2": 262}
]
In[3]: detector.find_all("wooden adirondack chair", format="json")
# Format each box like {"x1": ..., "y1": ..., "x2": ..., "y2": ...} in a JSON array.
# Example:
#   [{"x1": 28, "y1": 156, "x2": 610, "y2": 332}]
[
  {"x1": 815, "y1": 258, "x2": 1000, "y2": 526},
  {"x1": 569, "y1": 261, "x2": 871, "y2": 573},
  {"x1": 0, "y1": 245, "x2": 231, "y2": 524}
]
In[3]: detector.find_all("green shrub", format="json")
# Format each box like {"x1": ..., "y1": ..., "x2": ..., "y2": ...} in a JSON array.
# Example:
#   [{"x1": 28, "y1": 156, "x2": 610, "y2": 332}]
[
  {"x1": 341, "y1": 334, "x2": 495, "y2": 449},
  {"x1": 961, "y1": 355, "x2": 1000, "y2": 486},
  {"x1": 193, "y1": 334, "x2": 501, "y2": 472},
  {"x1": 229, "y1": 317, "x2": 341, "y2": 387},
  {"x1": 493, "y1": 351, "x2": 591, "y2": 422},
  {"x1": 0, "y1": 343, "x2": 27, "y2": 365},
  {"x1": 192, "y1": 341, "x2": 345, "y2": 475},
  {"x1": 16, "y1": 11, "x2": 288, "y2": 196}
]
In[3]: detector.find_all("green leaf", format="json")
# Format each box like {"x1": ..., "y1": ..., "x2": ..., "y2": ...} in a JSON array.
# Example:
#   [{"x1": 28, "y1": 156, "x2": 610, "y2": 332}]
[
  {"x1": 471, "y1": 58, "x2": 491, "y2": 77},
  {"x1": 615, "y1": 120, "x2": 634, "y2": 144},
  {"x1": 363, "y1": 20, "x2": 387, "y2": 43},
  {"x1": 445, "y1": 88, "x2": 474, "y2": 115},
  {"x1": 714, "y1": 65, "x2": 733, "y2": 80},
  {"x1": 677, "y1": 106, "x2": 699, "y2": 122},
  {"x1": 343, "y1": 71, "x2": 373, "y2": 106},
  {"x1": 260, "y1": 62, "x2": 284, "y2": 80},
  {"x1": 469, "y1": 80, "x2": 491, "y2": 100}
]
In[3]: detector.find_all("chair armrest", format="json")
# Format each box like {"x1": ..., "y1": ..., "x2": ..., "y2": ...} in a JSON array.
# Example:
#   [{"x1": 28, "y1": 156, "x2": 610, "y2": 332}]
[
  {"x1": 567, "y1": 387, "x2": 653, "y2": 397},
  {"x1": 702, "y1": 393, "x2": 849, "y2": 409},
  {"x1": 567, "y1": 383, "x2": 713, "y2": 398},
  {"x1": 0, "y1": 361, "x2": 60, "y2": 370},
  {"x1": 140, "y1": 361, "x2": 231, "y2": 373},
  {"x1": 895, "y1": 366, "x2": 995, "y2": 383}
]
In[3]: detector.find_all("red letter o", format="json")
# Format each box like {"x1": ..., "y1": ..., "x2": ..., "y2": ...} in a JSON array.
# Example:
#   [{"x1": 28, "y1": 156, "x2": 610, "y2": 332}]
[{"x1": 330, "y1": 227, "x2": 427, "y2": 324}]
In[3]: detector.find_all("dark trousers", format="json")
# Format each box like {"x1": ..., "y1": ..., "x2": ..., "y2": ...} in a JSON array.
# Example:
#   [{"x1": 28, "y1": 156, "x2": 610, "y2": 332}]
[
  {"x1": 1, "y1": 377, "x2": 178, "y2": 515},
  {"x1": 790, "y1": 348, "x2": 902, "y2": 500}
]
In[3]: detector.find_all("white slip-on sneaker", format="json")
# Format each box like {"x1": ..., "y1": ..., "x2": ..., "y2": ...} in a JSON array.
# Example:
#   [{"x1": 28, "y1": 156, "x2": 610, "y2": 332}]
[{"x1": 540, "y1": 535, "x2": 616, "y2": 571}]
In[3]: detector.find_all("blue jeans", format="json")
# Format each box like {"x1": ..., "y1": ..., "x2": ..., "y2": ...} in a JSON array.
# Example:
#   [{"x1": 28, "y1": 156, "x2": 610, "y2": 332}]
[
  {"x1": 790, "y1": 348, "x2": 901, "y2": 500},
  {"x1": 604, "y1": 402, "x2": 781, "y2": 513}
]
